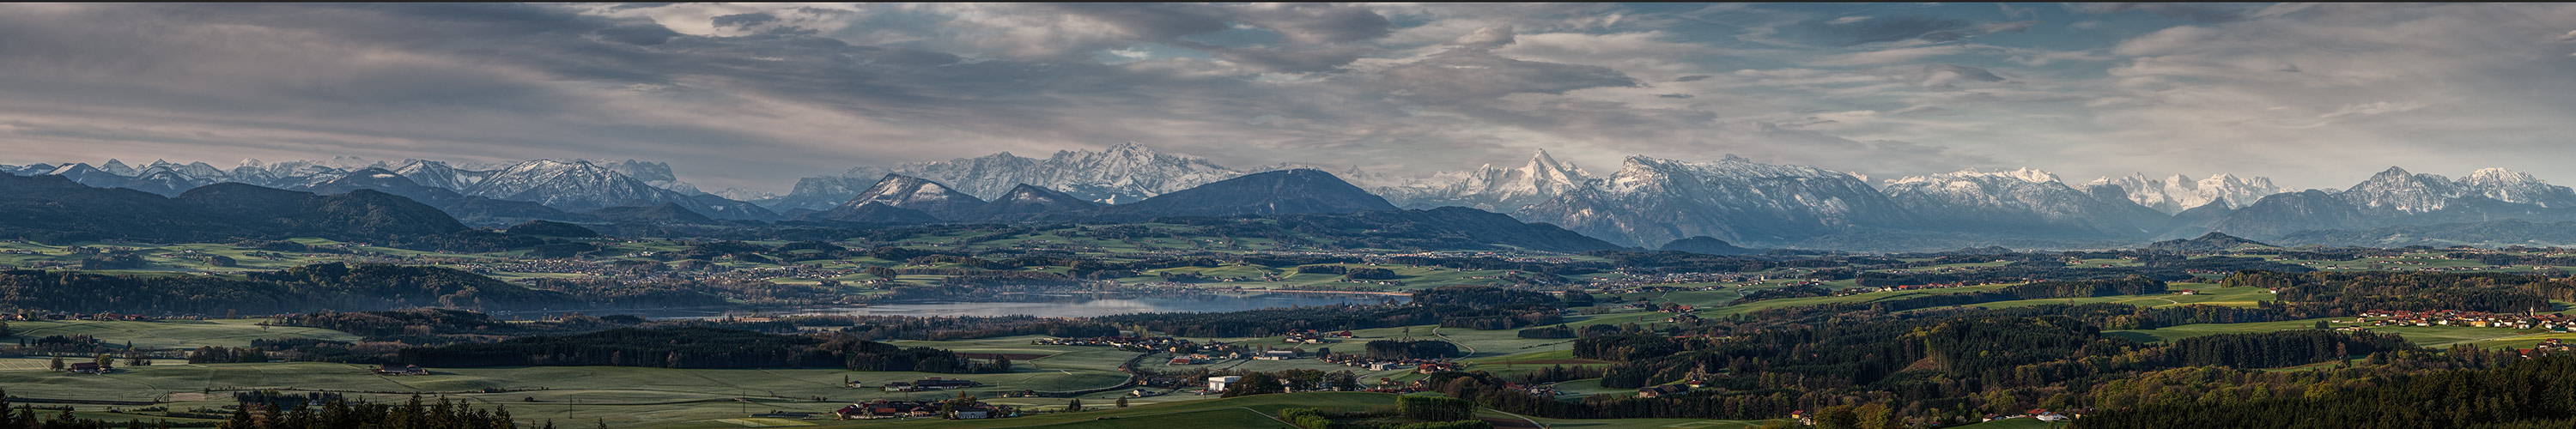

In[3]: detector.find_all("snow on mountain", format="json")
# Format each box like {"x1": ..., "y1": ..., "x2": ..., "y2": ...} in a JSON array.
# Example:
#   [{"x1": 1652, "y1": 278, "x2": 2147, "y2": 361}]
[
  {"x1": 452, "y1": 159, "x2": 772, "y2": 220},
  {"x1": 173, "y1": 160, "x2": 228, "y2": 181},
  {"x1": 390, "y1": 160, "x2": 492, "y2": 191},
  {"x1": 5, "y1": 163, "x2": 55, "y2": 176},
  {"x1": 2341, "y1": 166, "x2": 2463, "y2": 214},
  {"x1": 774, "y1": 142, "x2": 1241, "y2": 211},
  {"x1": 2200, "y1": 166, "x2": 2576, "y2": 239},
  {"x1": 892, "y1": 142, "x2": 1240, "y2": 204},
  {"x1": 1246, "y1": 163, "x2": 1402, "y2": 189},
  {"x1": 229, "y1": 160, "x2": 351, "y2": 189},
  {"x1": 1884, "y1": 168, "x2": 2166, "y2": 238},
  {"x1": 45, "y1": 163, "x2": 140, "y2": 190},
  {"x1": 710, "y1": 188, "x2": 778, "y2": 202},
  {"x1": 600, "y1": 159, "x2": 703, "y2": 195},
  {"x1": 2455, "y1": 167, "x2": 2576, "y2": 208},
  {"x1": 965, "y1": 184, "x2": 1102, "y2": 220},
  {"x1": 814, "y1": 174, "x2": 986, "y2": 221},
  {"x1": 765, "y1": 166, "x2": 895, "y2": 212},
  {"x1": 2081, "y1": 172, "x2": 2284, "y2": 214},
  {"x1": 96, "y1": 159, "x2": 137, "y2": 177},
  {"x1": 1516, "y1": 154, "x2": 1910, "y2": 247},
  {"x1": 1375, "y1": 149, "x2": 1593, "y2": 212},
  {"x1": 462, "y1": 159, "x2": 724, "y2": 214}
]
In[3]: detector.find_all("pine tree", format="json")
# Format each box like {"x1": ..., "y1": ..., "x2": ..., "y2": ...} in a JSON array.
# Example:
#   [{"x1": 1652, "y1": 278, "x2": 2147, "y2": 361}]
[
  {"x1": 1115, "y1": 397, "x2": 1129, "y2": 408},
  {"x1": 1066, "y1": 398, "x2": 1084, "y2": 412},
  {"x1": 220, "y1": 406, "x2": 254, "y2": 429}
]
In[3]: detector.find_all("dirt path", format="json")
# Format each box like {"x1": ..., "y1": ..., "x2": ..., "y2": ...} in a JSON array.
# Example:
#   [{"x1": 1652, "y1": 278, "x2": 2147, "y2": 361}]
[{"x1": 1431, "y1": 326, "x2": 1477, "y2": 355}]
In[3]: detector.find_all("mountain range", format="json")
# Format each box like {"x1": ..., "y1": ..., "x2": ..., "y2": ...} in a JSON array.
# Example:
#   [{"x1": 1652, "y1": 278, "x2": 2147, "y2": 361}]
[
  {"x1": 0, "y1": 157, "x2": 775, "y2": 226},
  {"x1": 18, "y1": 143, "x2": 2576, "y2": 251},
  {"x1": 0, "y1": 172, "x2": 464, "y2": 243}
]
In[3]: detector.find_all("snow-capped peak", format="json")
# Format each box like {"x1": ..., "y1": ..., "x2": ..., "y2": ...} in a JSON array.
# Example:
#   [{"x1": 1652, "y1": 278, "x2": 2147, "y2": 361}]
[
  {"x1": 885, "y1": 142, "x2": 1239, "y2": 204},
  {"x1": 2084, "y1": 172, "x2": 2286, "y2": 214},
  {"x1": 98, "y1": 159, "x2": 136, "y2": 176},
  {"x1": 2452, "y1": 167, "x2": 2574, "y2": 208},
  {"x1": 1886, "y1": 168, "x2": 2061, "y2": 186}
]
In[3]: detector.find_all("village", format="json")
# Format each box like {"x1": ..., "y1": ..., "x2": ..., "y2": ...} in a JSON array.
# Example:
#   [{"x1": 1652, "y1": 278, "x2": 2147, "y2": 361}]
[{"x1": 2354, "y1": 309, "x2": 2576, "y2": 332}]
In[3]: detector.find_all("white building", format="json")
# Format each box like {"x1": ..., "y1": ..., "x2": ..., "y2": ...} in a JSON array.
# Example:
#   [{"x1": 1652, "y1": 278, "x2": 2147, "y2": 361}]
[{"x1": 1208, "y1": 376, "x2": 1242, "y2": 392}]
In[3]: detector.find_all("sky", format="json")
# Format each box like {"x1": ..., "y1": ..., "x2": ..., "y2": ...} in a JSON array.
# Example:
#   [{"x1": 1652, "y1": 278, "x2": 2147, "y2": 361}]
[{"x1": 2, "y1": 3, "x2": 2573, "y2": 193}]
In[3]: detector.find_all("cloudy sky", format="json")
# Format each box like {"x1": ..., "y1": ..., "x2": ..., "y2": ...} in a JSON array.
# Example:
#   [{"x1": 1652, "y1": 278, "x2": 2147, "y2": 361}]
[{"x1": 3, "y1": 3, "x2": 2573, "y2": 192}]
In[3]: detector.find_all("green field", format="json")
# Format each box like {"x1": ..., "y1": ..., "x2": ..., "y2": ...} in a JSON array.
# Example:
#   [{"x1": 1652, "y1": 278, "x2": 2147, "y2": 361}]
[
  {"x1": 1, "y1": 318, "x2": 363, "y2": 349},
  {"x1": 1690, "y1": 283, "x2": 2021, "y2": 317},
  {"x1": 0, "y1": 358, "x2": 1140, "y2": 428},
  {"x1": 1963, "y1": 283, "x2": 2272, "y2": 310},
  {"x1": 809, "y1": 391, "x2": 1395, "y2": 428}
]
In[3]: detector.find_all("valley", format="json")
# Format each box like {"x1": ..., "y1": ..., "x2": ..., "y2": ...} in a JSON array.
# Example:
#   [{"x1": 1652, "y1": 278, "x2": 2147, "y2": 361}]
[{"x1": 12, "y1": 3, "x2": 2573, "y2": 427}]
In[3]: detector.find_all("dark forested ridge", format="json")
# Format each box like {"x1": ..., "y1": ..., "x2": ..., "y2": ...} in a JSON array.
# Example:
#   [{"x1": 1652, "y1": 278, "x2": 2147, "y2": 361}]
[
  {"x1": 2078, "y1": 354, "x2": 2576, "y2": 429},
  {"x1": 0, "y1": 263, "x2": 723, "y2": 315},
  {"x1": 0, "y1": 174, "x2": 466, "y2": 243},
  {"x1": 396, "y1": 327, "x2": 997, "y2": 372}
]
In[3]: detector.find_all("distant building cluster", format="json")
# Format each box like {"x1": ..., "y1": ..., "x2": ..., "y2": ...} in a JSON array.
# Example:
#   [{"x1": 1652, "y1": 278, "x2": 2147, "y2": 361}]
[
  {"x1": 2359, "y1": 310, "x2": 2576, "y2": 331},
  {"x1": 831, "y1": 399, "x2": 1012, "y2": 420}
]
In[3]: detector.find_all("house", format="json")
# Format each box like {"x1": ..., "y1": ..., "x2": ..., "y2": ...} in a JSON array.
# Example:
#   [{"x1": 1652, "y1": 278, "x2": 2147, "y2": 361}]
[
  {"x1": 951, "y1": 408, "x2": 993, "y2": 420},
  {"x1": 374, "y1": 364, "x2": 428, "y2": 376},
  {"x1": 1255, "y1": 350, "x2": 1299, "y2": 360},
  {"x1": 1208, "y1": 376, "x2": 1242, "y2": 392},
  {"x1": 66, "y1": 362, "x2": 106, "y2": 374},
  {"x1": 1635, "y1": 384, "x2": 1687, "y2": 398}
]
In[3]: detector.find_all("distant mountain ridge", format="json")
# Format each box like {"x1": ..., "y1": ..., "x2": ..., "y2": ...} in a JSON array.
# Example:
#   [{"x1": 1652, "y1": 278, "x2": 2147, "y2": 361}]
[
  {"x1": 2084, "y1": 172, "x2": 2285, "y2": 214},
  {"x1": 21, "y1": 145, "x2": 2576, "y2": 252},
  {"x1": 2207, "y1": 166, "x2": 2576, "y2": 240},
  {"x1": 3, "y1": 157, "x2": 772, "y2": 225},
  {"x1": 0, "y1": 173, "x2": 465, "y2": 243}
]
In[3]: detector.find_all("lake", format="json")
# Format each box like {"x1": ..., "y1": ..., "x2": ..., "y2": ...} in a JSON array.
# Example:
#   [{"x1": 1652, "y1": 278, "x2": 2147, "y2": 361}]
[{"x1": 504, "y1": 292, "x2": 1407, "y2": 320}]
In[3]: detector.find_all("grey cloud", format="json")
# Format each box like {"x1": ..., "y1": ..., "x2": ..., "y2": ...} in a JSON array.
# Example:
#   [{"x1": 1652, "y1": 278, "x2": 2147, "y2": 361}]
[
  {"x1": 1733, "y1": 122, "x2": 1996, "y2": 178},
  {"x1": 1999, "y1": 4, "x2": 2038, "y2": 21},
  {"x1": 20, "y1": 3, "x2": 2571, "y2": 193},
  {"x1": 1791, "y1": 15, "x2": 1978, "y2": 46},
  {"x1": 1451, "y1": 25, "x2": 1516, "y2": 50},
  {"x1": 1231, "y1": 3, "x2": 1394, "y2": 45},
  {"x1": 710, "y1": 13, "x2": 777, "y2": 31},
  {"x1": 2069, "y1": 3, "x2": 2250, "y2": 23},
  {"x1": 1036, "y1": 3, "x2": 1235, "y2": 40},
  {"x1": 1365, "y1": 50, "x2": 1642, "y2": 103},
  {"x1": 1878, "y1": 63, "x2": 2008, "y2": 88},
  {"x1": 1024, "y1": 3, "x2": 1389, "y2": 72}
]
